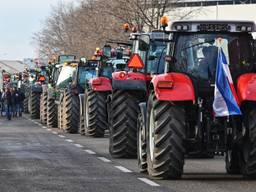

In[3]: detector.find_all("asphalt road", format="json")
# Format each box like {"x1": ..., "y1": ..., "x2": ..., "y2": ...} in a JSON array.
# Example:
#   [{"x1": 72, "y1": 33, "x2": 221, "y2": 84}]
[{"x1": 0, "y1": 116, "x2": 256, "y2": 192}]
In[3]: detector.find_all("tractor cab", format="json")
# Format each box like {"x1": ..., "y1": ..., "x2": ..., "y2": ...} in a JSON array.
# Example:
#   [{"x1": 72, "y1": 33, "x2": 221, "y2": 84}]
[
  {"x1": 56, "y1": 62, "x2": 78, "y2": 90},
  {"x1": 103, "y1": 40, "x2": 132, "y2": 73},
  {"x1": 47, "y1": 54, "x2": 76, "y2": 88},
  {"x1": 92, "y1": 44, "x2": 130, "y2": 80},
  {"x1": 166, "y1": 21, "x2": 256, "y2": 103},
  {"x1": 70, "y1": 59, "x2": 97, "y2": 93},
  {"x1": 133, "y1": 31, "x2": 169, "y2": 75}
]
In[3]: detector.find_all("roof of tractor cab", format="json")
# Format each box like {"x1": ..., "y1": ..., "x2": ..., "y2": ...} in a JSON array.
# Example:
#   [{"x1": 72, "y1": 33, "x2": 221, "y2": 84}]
[
  {"x1": 170, "y1": 20, "x2": 256, "y2": 33},
  {"x1": 130, "y1": 30, "x2": 169, "y2": 41}
]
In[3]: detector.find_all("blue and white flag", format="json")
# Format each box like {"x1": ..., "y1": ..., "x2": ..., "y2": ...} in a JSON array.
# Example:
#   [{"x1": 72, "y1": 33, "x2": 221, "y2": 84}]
[{"x1": 213, "y1": 47, "x2": 241, "y2": 117}]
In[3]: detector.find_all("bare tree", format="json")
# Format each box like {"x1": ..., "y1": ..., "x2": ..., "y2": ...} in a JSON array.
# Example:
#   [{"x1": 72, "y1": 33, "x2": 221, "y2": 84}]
[{"x1": 33, "y1": 0, "x2": 201, "y2": 59}]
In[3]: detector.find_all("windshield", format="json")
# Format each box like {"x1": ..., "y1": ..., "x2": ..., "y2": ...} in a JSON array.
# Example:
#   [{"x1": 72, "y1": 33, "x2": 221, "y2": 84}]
[
  {"x1": 174, "y1": 33, "x2": 253, "y2": 81},
  {"x1": 78, "y1": 67, "x2": 96, "y2": 85},
  {"x1": 56, "y1": 65, "x2": 76, "y2": 88},
  {"x1": 147, "y1": 41, "x2": 167, "y2": 74}
]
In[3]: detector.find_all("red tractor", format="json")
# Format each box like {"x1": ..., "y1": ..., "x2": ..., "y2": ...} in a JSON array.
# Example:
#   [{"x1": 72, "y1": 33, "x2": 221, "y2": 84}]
[
  {"x1": 138, "y1": 20, "x2": 256, "y2": 179},
  {"x1": 82, "y1": 44, "x2": 130, "y2": 137},
  {"x1": 109, "y1": 31, "x2": 169, "y2": 158}
]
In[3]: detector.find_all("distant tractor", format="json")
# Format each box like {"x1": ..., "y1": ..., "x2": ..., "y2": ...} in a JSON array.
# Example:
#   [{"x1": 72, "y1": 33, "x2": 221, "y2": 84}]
[
  {"x1": 138, "y1": 20, "x2": 256, "y2": 179},
  {"x1": 55, "y1": 58, "x2": 96, "y2": 133},
  {"x1": 82, "y1": 44, "x2": 130, "y2": 137},
  {"x1": 40, "y1": 55, "x2": 77, "y2": 128},
  {"x1": 23, "y1": 67, "x2": 48, "y2": 119}
]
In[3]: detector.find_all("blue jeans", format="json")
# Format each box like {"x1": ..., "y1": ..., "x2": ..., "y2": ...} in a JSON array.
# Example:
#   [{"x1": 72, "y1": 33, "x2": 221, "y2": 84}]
[
  {"x1": 18, "y1": 102, "x2": 23, "y2": 116},
  {"x1": 6, "y1": 104, "x2": 12, "y2": 120}
]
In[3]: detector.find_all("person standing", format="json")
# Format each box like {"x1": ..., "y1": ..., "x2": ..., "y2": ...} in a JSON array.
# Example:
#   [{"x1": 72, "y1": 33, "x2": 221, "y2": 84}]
[{"x1": 4, "y1": 87, "x2": 12, "y2": 120}]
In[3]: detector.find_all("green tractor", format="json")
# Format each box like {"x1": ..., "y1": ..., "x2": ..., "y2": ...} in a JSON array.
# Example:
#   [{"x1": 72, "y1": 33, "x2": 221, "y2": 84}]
[
  {"x1": 55, "y1": 58, "x2": 96, "y2": 133},
  {"x1": 40, "y1": 55, "x2": 77, "y2": 127}
]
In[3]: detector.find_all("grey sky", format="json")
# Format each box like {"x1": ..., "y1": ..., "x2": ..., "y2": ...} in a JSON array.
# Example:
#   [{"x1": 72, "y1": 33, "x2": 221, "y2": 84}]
[{"x1": 0, "y1": 0, "x2": 75, "y2": 60}]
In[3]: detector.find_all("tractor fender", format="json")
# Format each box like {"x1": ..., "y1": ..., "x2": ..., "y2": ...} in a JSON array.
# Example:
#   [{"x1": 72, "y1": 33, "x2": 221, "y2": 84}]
[
  {"x1": 151, "y1": 73, "x2": 195, "y2": 102},
  {"x1": 79, "y1": 94, "x2": 85, "y2": 117},
  {"x1": 112, "y1": 71, "x2": 147, "y2": 91},
  {"x1": 237, "y1": 73, "x2": 256, "y2": 102},
  {"x1": 89, "y1": 77, "x2": 112, "y2": 92}
]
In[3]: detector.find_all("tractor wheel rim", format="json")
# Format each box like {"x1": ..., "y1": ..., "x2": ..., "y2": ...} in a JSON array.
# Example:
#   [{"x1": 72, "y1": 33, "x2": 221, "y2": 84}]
[{"x1": 149, "y1": 109, "x2": 155, "y2": 162}]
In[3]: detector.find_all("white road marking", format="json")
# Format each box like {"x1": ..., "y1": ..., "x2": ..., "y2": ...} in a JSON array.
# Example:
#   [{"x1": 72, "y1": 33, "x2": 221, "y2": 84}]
[
  {"x1": 138, "y1": 178, "x2": 160, "y2": 187},
  {"x1": 74, "y1": 144, "x2": 83, "y2": 148},
  {"x1": 65, "y1": 139, "x2": 74, "y2": 143},
  {"x1": 47, "y1": 129, "x2": 52, "y2": 131},
  {"x1": 58, "y1": 135, "x2": 66, "y2": 138},
  {"x1": 97, "y1": 157, "x2": 111, "y2": 163},
  {"x1": 52, "y1": 131, "x2": 58, "y2": 134},
  {"x1": 115, "y1": 166, "x2": 132, "y2": 173},
  {"x1": 84, "y1": 149, "x2": 96, "y2": 154},
  {"x1": 42, "y1": 126, "x2": 47, "y2": 129}
]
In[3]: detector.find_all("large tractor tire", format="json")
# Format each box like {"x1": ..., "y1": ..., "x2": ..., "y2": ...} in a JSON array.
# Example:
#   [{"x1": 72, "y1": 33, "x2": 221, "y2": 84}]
[
  {"x1": 84, "y1": 88, "x2": 108, "y2": 137},
  {"x1": 30, "y1": 92, "x2": 40, "y2": 119},
  {"x1": 40, "y1": 89, "x2": 48, "y2": 124},
  {"x1": 79, "y1": 94, "x2": 85, "y2": 135},
  {"x1": 23, "y1": 96, "x2": 29, "y2": 113},
  {"x1": 137, "y1": 111, "x2": 147, "y2": 173},
  {"x1": 109, "y1": 90, "x2": 140, "y2": 158},
  {"x1": 146, "y1": 92, "x2": 185, "y2": 179},
  {"x1": 62, "y1": 91, "x2": 79, "y2": 134},
  {"x1": 47, "y1": 96, "x2": 58, "y2": 128},
  {"x1": 58, "y1": 101, "x2": 63, "y2": 130},
  {"x1": 240, "y1": 105, "x2": 256, "y2": 179}
]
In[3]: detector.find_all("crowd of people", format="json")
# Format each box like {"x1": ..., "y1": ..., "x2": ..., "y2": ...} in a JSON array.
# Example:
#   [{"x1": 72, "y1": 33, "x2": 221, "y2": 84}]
[{"x1": 0, "y1": 87, "x2": 25, "y2": 120}]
